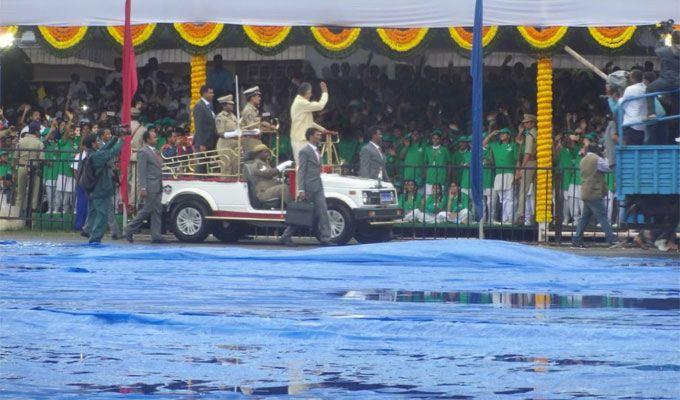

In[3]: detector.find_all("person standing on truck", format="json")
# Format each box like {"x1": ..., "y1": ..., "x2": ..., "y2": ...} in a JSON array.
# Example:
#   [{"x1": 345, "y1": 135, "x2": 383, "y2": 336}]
[
  {"x1": 289, "y1": 82, "x2": 330, "y2": 165},
  {"x1": 572, "y1": 144, "x2": 619, "y2": 248},
  {"x1": 214, "y1": 95, "x2": 239, "y2": 175},
  {"x1": 646, "y1": 30, "x2": 679, "y2": 120},
  {"x1": 618, "y1": 69, "x2": 647, "y2": 145},
  {"x1": 192, "y1": 85, "x2": 217, "y2": 174}
]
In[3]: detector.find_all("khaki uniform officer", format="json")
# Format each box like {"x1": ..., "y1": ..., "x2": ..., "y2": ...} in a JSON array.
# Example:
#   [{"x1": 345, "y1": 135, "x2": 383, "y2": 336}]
[
  {"x1": 250, "y1": 144, "x2": 290, "y2": 206},
  {"x1": 516, "y1": 113, "x2": 537, "y2": 225},
  {"x1": 240, "y1": 86, "x2": 268, "y2": 156},
  {"x1": 13, "y1": 122, "x2": 44, "y2": 214},
  {"x1": 215, "y1": 95, "x2": 239, "y2": 175}
]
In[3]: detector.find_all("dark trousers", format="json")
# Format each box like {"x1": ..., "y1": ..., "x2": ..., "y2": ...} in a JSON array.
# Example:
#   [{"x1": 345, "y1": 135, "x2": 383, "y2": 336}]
[
  {"x1": 74, "y1": 185, "x2": 88, "y2": 230},
  {"x1": 124, "y1": 191, "x2": 163, "y2": 240},
  {"x1": 282, "y1": 190, "x2": 331, "y2": 242},
  {"x1": 88, "y1": 196, "x2": 111, "y2": 243},
  {"x1": 622, "y1": 127, "x2": 644, "y2": 145},
  {"x1": 573, "y1": 199, "x2": 616, "y2": 245}
]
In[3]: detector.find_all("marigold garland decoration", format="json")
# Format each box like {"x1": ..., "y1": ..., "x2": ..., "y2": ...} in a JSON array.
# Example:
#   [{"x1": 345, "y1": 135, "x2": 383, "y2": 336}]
[
  {"x1": 242, "y1": 25, "x2": 292, "y2": 54},
  {"x1": 37, "y1": 26, "x2": 89, "y2": 50},
  {"x1": 0, "y1": 26, "x2": 19, "y2": 37},
  {"x1": 310, "y1": 27, "x2": 361, "y2": 57},
  {"x1": 448, "y1": 26, "x2": 498, "y2": 50},
  {"x1": 107, "y1": 24, "x2": 157, "y2": 47},
  {"x1": 376, "y1": 28, "x2": 429, "y2": 53},
  {"x1": 517, "y1": 26, "x2": 568, "y2": 50},
  {"x1": 587, "y1": 26, "x2": 636, "y2": 49},
  {"x1": 535, "y1": 57, "x2": 553, "y2": 223},
  {"x1": 174, "y1": 23, "x2": 224, "y2": 48},
  {"x1": 190, "y1": 54, "x2": 207, "y2": 133}
]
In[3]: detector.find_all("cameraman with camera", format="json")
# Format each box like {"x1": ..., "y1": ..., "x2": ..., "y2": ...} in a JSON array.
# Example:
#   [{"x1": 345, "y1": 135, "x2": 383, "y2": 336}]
[{"x1": 646, "y1": 21, "x2": 679, "y2": 120}]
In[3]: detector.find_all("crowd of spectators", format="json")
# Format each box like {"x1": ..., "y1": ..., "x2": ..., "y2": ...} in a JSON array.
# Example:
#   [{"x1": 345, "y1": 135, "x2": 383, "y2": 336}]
[{"x1": 0, "y1": 51, "x2": 675, "y2": 228}]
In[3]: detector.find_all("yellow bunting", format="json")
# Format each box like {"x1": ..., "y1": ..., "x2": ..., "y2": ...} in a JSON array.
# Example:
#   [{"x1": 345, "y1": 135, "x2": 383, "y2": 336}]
[
  {"x1": 310, "y1": 27, "x2": 361, "y2": 52},
  {"x1": 517, "y1": 26, "x2": 567, "y2": 50},
  {"x1": 448, "y1": 26, "x2": 498, "y2": 50},
  {"x1": 587, "y1": 26, "x2": 636, "y2": 49},
  {"x1": 376, "y1": 28, "x2": 429, "y2": 52},
  {"x1": 37, "y1": 26, "x2": 89, "y2": 50},
  {"x1": 242, "y1": 26, "x2": 292, "y2": 48},
  {"x1": 174, "y1": 23, "x2": 224, "y2": 47},
  {"x1": 106, "y1": 24, "x2": 157, "y2": 47}
]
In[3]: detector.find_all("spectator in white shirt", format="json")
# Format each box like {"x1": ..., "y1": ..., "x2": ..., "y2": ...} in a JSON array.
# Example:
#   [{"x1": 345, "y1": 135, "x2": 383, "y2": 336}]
[{"x1": 617, "y1": 69, "x2": 647, "y2": 145}]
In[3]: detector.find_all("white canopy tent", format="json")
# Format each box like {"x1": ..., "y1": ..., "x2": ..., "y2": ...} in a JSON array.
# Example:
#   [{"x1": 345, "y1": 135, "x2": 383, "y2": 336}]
[{"x1": 1, "y1": 0, "x2": 678, "y2": 27}]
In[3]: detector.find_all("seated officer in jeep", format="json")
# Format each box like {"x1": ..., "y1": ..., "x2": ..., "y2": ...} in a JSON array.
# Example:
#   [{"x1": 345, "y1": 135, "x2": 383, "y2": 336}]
[{"x1": 248, "y1": 144, "x2": 291, "y2": 207}]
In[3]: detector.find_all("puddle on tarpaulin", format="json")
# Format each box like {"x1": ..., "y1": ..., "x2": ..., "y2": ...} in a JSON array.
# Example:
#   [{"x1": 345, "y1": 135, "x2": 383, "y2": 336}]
[{"x1": 337, "y1": 289, "x2": 680, "y2": 310}]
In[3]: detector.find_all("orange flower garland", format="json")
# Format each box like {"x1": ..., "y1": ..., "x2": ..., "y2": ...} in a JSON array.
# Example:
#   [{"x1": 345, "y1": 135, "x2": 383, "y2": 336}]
[
  {"x1": 535, "y1": 57, "x2": 553, "y2": 223},
  {"x1": 190, "y1": 54, "x2": 207, "y2": 133},
  {"x1": 310, "y1": 27, "x2": 361, "y2": 52},
  {"x1": 242, "y1": 25, "x2": 292, "y2": 48},
  {"x1": 0, "y1": 26, "x2": 19, "y2": 37},
  {"x1": 107, "y1": 24, "x2": 157, "y2": 47},
  {"x1": 588, "y1": 26, "x2": 636, "y2": 49},
  {"x1": 37, "y1": 26, "x2": 89, "y2": 50},
  {"x1": 376, "y1": 28, "x2": 429, "y2": 53},
  {"x1": 448, "y1": 26, "x2": 499, "y2": 50},
  {"x1": 517, "y1": 26, "x2": 568, "y2": 50},
  {"x1": 173, "y1": 23, "x2": 224, "y2": 47}
]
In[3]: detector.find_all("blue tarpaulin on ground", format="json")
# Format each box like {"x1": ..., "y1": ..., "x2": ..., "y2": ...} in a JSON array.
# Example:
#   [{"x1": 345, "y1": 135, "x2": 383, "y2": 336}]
[{"x1": 0, "y1": 239, "x2": 678, "y2": 398}]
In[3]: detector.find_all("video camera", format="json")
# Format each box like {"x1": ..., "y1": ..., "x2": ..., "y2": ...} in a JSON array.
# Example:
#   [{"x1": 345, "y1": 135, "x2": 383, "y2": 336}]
[{"x1": 655, "y1": 19, "x2": 675, "y2": 35}]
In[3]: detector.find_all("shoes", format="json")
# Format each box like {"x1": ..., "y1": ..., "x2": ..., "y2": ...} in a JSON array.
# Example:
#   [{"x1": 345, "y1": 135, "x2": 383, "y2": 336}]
[
  {"x1": 151, "y1": 238, "x2": 169, "y2": 244},
  {"x1": 571, "y1": 242, "x2": 586, "y2": 249},
  {"x1": 80, "y1": 231, "x2": 90, "y2": 238},
  {"x1": 125, "y1": 232, "x2": 134, "y2": 243},
  {"x1": 88, "y1": 239, "x2": 101, "y2": 244},
  {"x1": 280, "y1": 236, "x2": 296, "y2": 247}
]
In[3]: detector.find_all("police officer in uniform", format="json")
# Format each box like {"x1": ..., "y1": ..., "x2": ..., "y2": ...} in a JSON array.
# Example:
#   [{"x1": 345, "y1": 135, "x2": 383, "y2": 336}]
[
  {"x1": 250, "y1": 143, "x2": 290, "y2": 206},
  {"x1": 13, "y1": 122, "x2": 44, "y2": 215},
  {"x1": 214, "y1": 95, "x2": 239, "y2": 175},
  {"x1": 241, "y1": 86, "x2": 275, "y2": 156}
]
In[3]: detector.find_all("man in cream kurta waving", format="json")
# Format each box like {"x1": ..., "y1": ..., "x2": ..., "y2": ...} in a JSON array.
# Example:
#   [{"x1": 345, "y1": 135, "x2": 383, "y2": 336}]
[{"x1": 289, "y1": 81, "x2": 333, "y2": 165}]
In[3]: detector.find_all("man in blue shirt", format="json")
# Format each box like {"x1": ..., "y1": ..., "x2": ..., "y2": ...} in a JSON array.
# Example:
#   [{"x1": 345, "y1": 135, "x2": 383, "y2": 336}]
[{"x1": 207, "y1": 55, "x2": 234, "y2": 99}]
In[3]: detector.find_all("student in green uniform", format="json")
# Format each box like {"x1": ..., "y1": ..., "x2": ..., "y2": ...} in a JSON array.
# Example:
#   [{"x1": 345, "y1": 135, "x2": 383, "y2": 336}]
[
  {"x1": 484, "y1": 127, "x2": 518, "y2": 224},
  {"x1": 399, "y1": 130, "x2": 425, "y2": 187},
  {"x1": 56, "y1": 127, "x2": 79, "y2": 213},
  {"x1": 436, "y1": 182, "x2": 471, "y2": 224},
  {"x1": 452, "y1": 135, "x2": 471, "y2": 193},
  {"x1": 556, "y1": 132, "x2": 583, "y2": 224},
  {"x1": 399, "y1": 179, "x2": 425, "y2": 223},
  {"x1": 424, "y1": 130, "x2": 451, "y2": 195},
  {"x1": 423, "y1": 183, "x2": 445, "y2": 224},
  {"x1": 0, "y1": 151, "x2": 11, "y2": 205},
  {"x1": 42, "y1": 131, "x2": 60, "y2": 213},
  {"x1": 337, "y1": 130, "x2": 361, "y2": 168}
]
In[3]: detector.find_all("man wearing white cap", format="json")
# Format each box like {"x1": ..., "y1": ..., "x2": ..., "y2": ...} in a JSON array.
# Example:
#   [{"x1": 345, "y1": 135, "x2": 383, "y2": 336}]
[
  {"x1": 289, "y1": 81, "x2": 331, "y2": 165},
  {"x1": 215, "y1": 94, "x2": 238, "y2": 175},
  {"x1": 240, "y1": 86, "x2": 267, "y2": 155}
]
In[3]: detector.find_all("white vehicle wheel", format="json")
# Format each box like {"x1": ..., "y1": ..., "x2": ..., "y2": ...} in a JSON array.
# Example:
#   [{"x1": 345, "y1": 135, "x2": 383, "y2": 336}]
[
  {"x1": 316, "y1": 202, "x2": 354, "y2": 245},
  {"x1": 171, "y1": 200, "x2": 211, "y2": 243},
  {"x1": 177, "y1": 207, "x2": 202, "y2": 235},
  {"x1": 328, "y1": 209, "x2": 346, "y2": 239}
]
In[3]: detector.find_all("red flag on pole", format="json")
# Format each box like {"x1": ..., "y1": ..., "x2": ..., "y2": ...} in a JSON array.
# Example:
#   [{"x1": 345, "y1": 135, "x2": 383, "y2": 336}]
[{"x1": 119, "y1": 0, "x2": 137, "y2": 206}]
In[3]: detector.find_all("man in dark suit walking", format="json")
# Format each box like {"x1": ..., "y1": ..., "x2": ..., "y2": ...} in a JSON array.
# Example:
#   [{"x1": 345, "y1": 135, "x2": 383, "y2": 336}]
[
  {"x1": 280, "y1": 128, "x2": 332, "y2": 246},
  {"x1": 124, "y1": 130, "x2": 167, "y2": 243},
  {"x1": 359, "y1": 126, "x2": 388, "y2": 181},
  {"x1": 192, "y1": 85, "x2": 216, "y2": 174}
]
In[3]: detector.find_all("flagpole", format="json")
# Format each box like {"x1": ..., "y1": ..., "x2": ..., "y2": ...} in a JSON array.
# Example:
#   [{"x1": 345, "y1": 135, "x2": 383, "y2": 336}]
[{"x1": 471, "y1": 0, "x2": 484, "y2": 239}]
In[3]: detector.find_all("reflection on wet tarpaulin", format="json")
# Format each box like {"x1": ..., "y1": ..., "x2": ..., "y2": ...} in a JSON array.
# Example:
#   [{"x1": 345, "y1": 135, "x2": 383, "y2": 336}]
[{"x1": 0, "y1": 239, "x2": 678, "y2": 398}]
